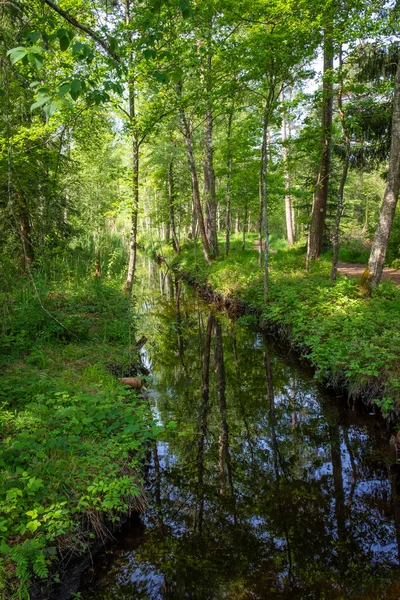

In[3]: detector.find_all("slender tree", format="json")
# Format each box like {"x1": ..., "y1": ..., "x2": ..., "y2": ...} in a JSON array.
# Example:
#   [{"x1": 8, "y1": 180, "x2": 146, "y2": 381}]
[
  {"x1": 363, "y1": 57, "x2": 400, "y2": 288},
  {"x1": 331, "y1": 47, "x2": 351, "y2": 281},
  {"x1": 281, "y1": 89, "x2": 294, "y2": 246}
]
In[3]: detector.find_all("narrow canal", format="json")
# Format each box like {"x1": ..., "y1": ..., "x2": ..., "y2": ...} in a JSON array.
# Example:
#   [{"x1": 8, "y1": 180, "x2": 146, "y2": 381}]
[{"x1": 80, "y1": 257, "x2": 400, "y2": 599}]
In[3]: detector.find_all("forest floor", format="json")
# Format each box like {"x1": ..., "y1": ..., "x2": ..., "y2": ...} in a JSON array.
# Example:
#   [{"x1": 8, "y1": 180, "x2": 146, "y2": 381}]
[
  {"x1": 0, "y1": 273, "x2": 155, "y2": 598},
  {"x1": 338, "y1": 262, "x2": 400, "y2": 286},
  {"x1": 155, "y1": 233, "x2": 400, "y2": 421}
]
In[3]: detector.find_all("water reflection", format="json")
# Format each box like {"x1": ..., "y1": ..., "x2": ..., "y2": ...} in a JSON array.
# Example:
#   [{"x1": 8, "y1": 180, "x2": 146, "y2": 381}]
[{"x1": 82, "y1": 261, "x2": 400, "y2": 600}]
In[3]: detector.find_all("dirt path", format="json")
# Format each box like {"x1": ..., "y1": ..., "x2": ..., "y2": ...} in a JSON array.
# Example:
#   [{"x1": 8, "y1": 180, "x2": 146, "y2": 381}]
[{"x1": 338, "y1": 262, "x2": 400, "y2": 286}]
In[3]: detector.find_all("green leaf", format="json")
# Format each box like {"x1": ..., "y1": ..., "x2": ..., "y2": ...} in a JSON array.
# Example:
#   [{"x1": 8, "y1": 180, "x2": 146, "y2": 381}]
[
  {"x1": 70, "y1": 79, "x2": 82, "y2": 100},
  {"x1": 154, "y1": 71, "x2": 167, "y2": 83},
  {"x1": 31, "y1": 94, "x2": 52, "y2": 111},
  {"x1": 170, "y1": 67, "x2": 183, "y2": 83},
  {"x1": 179, "y1": 0, "x2": 191, "y2": 18},
  {"x1": 28, "y1": 52, "x2": 43, "y2": 71},
  {"x1": 7, "y1": 46, "x2": 28, "y2": 65},
  {"x1": 26, "y1": 520, "x2": 41, "y2": 533},
  {"x1": 108, "y1": 35, "x2": 118, "y2": 53},
  {"x1": 144, "y1": 48, "x2": 157, "y2": 60},
  {"x1": 70, "y1": 79, "x2": 82, "y2": 94},
  {"x1": 58, "y1": 82, "x2": 70, "y2": 96},
  {"x1": 56, "y1": 28, "x2": 67, "y2": 40},
  {"x1": 59, "y1": 36, "x2": 70, "y2": 52},
  {"x1": 72, "y1": 42, "x2": 85, "y2": 54},
  {"x1": 29, "y1": 32, "x2": 41, "y2": 43},
  {"x1": 45, "y1": 100, "x2": 59, "y2": 117}
]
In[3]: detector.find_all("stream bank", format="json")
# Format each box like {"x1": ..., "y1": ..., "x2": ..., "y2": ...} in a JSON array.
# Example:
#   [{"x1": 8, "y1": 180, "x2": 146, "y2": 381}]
[
  {"x1": 157, "y1": 236, "x2": 400, "y2": 420},
  {"x1": 0, "y1": 274, "x2": 155, "y2": 599}
]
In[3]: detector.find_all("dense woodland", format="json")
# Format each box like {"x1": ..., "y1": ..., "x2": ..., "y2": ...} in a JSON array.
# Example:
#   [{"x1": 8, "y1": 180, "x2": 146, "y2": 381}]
[
  {"x1": 0, "y1": 0, "x2": 399, "y2": 289},
  {"x1": 1, "y1": 0, "x2": 400, "y2": 597}
]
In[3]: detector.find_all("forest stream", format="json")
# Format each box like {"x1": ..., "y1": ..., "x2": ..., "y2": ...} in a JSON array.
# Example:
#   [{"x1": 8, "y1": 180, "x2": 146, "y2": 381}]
[{"x1": 78, "y1": 257, "x2": 400, "y2": 599}]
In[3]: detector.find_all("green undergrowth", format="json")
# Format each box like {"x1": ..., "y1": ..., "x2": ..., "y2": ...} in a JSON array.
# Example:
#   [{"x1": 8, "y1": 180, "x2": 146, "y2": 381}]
[
  {"x1": 0, "y1": 273, "x2": 156, "y2": 598},
  {"x1": 160, "y1": 234, "x2": 400, "y2": 418}
]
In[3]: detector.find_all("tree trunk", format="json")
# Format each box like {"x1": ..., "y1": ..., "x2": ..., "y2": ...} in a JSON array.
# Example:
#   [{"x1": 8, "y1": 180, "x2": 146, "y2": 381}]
[
  {"x1": 260, "y1": 101, "x2": 269, "y2": 299},
  {"x1": 202, "y1": 24, "x2": 218, "y2": 258},
  {"x1": 125, "y1": 0, "x2": 139, "y2": 294},
  {"x1": 281, "y1": 89, "x2": 294, "y2": 246},
  {"x1": 331, "y1": 48, "x2": 350, "y2": 281},
  {"x1": 204, "y1": 103, "x2": 219, "y2": 257},
  {"x1": 307, "y1": 25, "x2": 334, "y2": 263},
  {"x1": 225, "y1": 111, "x2": 233, "y2": 257},
  {"x1": 168, "y1": 159, "x2": 180, "y2": 253},
  {"x1": 17, "y1": 197, "x2": 34, "y2": 273},
  {"x1": 242, "y1": 203, "x2": 248, "y2": 251},
  {"x1": 364, "y1": 59, "x2": 400, "y2": 287},
  {"x1": 178, "y1": 86, "x2": 212, "y2": 264},
  {"x1": 125, "y1": 134, "x2": 139, "y2": 293}
]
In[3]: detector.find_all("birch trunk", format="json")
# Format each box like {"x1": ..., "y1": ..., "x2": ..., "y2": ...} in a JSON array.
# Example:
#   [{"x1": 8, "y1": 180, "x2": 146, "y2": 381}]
[
  {"x1": 365, "y1": 60, "x2": 400, "y2": 287},
  {"x1": 281, "y1": 89, "x2": 294, "y2": 246}
]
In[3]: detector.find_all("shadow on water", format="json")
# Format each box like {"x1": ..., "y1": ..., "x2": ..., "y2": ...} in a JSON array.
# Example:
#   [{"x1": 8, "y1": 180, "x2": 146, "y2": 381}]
[{"x1": 80, "y1": 257, "x2": 400, "y2": 599}]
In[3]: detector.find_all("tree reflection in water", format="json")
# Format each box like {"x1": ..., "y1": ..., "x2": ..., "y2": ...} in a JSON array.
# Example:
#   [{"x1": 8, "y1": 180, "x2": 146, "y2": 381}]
[{"x1": 82, "y1": 264, "x2": 400, "y2": 600}]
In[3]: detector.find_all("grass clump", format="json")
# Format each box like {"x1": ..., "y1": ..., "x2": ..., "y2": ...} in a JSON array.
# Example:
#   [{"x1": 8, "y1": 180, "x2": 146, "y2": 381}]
[{"x1": 162, "y1": 234, "x2": 400, "y2": 417}]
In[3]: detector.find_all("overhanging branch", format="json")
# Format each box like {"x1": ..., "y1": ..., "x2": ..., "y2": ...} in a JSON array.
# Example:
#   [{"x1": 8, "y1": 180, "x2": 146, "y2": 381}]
[{"x1": 43, "y1": 0, "x2": 121, "y2": 63}]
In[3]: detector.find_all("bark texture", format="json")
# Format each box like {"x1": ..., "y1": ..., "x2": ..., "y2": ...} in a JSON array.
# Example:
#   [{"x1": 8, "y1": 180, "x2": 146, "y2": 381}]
[
  {"x1": 365, "y1": 59, "x2": 400, "y2": 287},
  {"x1": 307, "y1": 26, "x2": 334, "y2": 263},
  {"x1": 281, "y1": 90, "x2": 294, "y2": 246}
]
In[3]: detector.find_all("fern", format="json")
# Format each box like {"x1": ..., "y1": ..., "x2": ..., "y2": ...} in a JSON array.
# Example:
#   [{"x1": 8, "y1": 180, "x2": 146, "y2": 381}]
[{"x1": 32, "y1": 553, "x2": 48, "y2": 579}]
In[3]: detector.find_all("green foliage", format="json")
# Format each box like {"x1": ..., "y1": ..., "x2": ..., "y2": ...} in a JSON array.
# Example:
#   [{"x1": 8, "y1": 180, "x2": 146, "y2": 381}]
[
  {"x1": 0, "y1": 272, "x2": 135, "y2": 364},
  {"x1": 0, "y1": 252, "x2": 154, "y2": 597},
  {"x1": 337, "y1": 235, "x2": 371, "y2": 263},
  {"x1": 0, "y1": 376, "x2": 153, "y2": 596},
  {"x1": 166, "y1": 238, "x2": 400, "y2": 415}
]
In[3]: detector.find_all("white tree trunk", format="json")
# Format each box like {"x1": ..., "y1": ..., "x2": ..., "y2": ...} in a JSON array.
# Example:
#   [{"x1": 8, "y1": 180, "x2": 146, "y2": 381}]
[{"x1": 367, "y1": 60, "x2": 400, "y2": 286}]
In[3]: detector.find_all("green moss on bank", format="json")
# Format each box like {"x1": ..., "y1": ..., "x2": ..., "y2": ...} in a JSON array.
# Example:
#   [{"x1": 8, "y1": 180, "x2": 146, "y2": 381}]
[
  {"x1": 0, "y1": 276, "x2": 155, "y2": 598},
  {"x1": 161, "y1": 234, "x2": 400, "y2": 418}
]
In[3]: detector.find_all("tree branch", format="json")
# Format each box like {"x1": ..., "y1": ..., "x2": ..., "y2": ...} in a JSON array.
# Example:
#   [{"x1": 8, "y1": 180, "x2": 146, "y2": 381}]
[{"x1": 43, "y1": 0, "x2": 121, "y2": 63}]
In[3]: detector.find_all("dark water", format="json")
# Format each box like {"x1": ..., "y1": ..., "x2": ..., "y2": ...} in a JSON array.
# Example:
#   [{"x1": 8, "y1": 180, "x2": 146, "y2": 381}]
[{"x1": 80, "y1": 259, "x2": 400, "y2": 599}]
